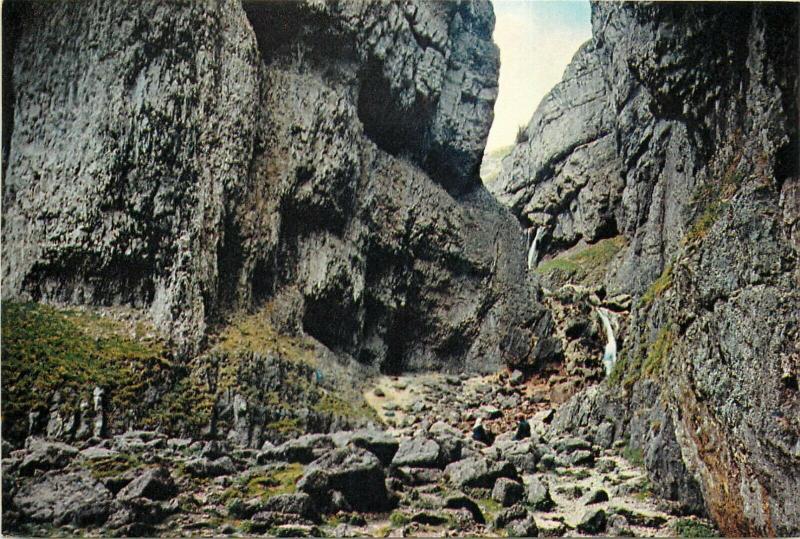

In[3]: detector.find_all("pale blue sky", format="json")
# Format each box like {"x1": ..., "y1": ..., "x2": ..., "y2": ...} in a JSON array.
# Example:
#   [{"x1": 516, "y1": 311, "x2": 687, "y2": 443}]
[{"x1": 486, "y1": 0, "x2": 592, "y2": 151}]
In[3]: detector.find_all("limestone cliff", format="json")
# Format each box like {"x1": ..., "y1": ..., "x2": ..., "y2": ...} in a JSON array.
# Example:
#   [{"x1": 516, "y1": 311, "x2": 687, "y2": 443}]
[
  {"x1": 496, "y1": 2, "x2": 799, "y2": 536},
  {"x1": 2, "y1": 0, "x2": 552, "y2": 374}
]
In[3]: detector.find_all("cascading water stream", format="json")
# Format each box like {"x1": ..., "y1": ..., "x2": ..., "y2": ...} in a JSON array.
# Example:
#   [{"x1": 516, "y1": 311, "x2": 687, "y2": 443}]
[
  {"x1": 596, "y1": 307, "x2": 617, "y2": 376},
  {"x1": 527, "y1": 227, "x2": 546, "y2": 270}
]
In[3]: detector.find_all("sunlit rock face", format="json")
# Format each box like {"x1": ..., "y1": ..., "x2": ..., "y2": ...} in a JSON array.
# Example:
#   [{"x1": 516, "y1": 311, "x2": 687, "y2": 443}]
[
  {"x1": 2, "y1": 0, "x2": 555, "y2": 373},
  {"x1": 499, "y1": 1, "x2": 799, "y2": 535}
]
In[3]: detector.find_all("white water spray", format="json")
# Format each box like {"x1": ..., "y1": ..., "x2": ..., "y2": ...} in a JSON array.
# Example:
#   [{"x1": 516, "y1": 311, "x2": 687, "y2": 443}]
[
  {"x1": 527, "y1": 227, "x2": 546, "y2": 271},
  {"x1": 597, "y1": 307, "x2": 618, "y2": 376}
]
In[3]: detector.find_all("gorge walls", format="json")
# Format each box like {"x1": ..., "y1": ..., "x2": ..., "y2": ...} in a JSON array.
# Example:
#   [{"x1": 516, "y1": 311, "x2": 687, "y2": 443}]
[
  {"x1": 2, "y1": 0, "x2": 555, "y2": 374},
  {"x1": 495, "y1": 2, "x2": 800, "y2": 535}
]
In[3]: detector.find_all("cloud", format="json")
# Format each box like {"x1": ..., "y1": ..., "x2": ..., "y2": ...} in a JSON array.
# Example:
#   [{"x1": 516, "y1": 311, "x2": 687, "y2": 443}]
[{"x1": 486, "y1": 0, "x2": 591, "y2": 151}]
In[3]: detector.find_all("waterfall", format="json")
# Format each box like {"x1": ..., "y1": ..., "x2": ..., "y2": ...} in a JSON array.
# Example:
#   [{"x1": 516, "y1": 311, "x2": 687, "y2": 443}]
[
  {"x1": 597, "y1": 307, "x2": 617, "y2": 376},
  {"x1": 527, "y1": 227, "x2": 546, "y2": 270}
]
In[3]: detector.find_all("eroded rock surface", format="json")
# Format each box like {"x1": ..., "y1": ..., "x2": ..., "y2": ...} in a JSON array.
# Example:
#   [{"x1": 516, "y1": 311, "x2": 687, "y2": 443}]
[
  {"x1": 2, "y1": 0, "x2": 545, "y2": 374},
  {"x1": 496, "y1": 2, "x2": 799, "y2": 535}
]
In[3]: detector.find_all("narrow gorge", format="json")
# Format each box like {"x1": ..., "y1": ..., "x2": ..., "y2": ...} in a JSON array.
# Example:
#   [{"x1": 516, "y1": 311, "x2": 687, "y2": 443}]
[{"x1": 1, "y1": 1, "x2": 798, "y2": 537}]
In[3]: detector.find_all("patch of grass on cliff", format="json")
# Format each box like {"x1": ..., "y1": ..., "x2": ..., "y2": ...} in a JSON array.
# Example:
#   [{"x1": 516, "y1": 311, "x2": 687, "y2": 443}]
[
  {"x1": 0, "y1": 301, "x2": 170, "y2": 441},
  {"x1": 642, "y1": 326, "x2": 675, "y2": 377},
  {"x1": 685, "y1": 160, "x2": 745, "y2": 246},
  {"x1": 608, "y1": 326, "x2": 675, "y2": 390},
  {"x1": 535, "y1": 235, "x2": 627, "y2": 287},
  {"x1": 640, "y1": 264, "x2": 673, "y2": 307}
]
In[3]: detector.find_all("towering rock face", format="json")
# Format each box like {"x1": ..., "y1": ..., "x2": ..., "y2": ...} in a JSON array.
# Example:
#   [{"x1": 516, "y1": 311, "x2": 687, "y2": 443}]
[
  {"x1": 2, "y1": 0, "x2": 550, "y2": 373},
  {"x1": 496, "y1": 2, "x2": 799, "y2": 536},
  {"x1": 489, "y1": 41, "x2": 624, "y2": 253}
]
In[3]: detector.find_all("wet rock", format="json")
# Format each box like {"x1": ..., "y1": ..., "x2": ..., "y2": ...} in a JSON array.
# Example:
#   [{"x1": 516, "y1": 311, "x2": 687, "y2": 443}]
[
  {"x1": 577, "y1": 508, "x2": 607, "y2": 534},
  {"x1": 116, "y1": 466, "x2": 177, "y2": 501},
  {"x1": 444, "y1": 456, "x2": 517, "y2": 489},
  {"x1": 492, "y1": 478, "x2": 524, "y2": 507},
  {"x1": 392, "y1": 437, "x2": 441, "y2": 468},
  {"x1": 14, "y1": 470, "x2": 112, "y2": 526},
  {"x1": 298, "y1": 447, "x2": 389, "y2": 512},
  {"x1": 526, "y1": 475, "x2": 555, "y2": 511}
]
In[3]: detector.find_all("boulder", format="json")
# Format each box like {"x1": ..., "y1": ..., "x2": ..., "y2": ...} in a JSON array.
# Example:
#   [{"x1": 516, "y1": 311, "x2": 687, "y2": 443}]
[
  {"x1": 526, "y1": 475, "x2": 555, "y2": 511},
  {"x1": 19, "y1": 438, "x2": 79, "y2": 475},
  {"x1": 444, "y1": 457, "x2": 518, "y2": 489},
  {"x1": 391, "y1": 437, "x2": 441, "y2": 468},
  {"x1": 184, "y1": 456, "x2": 236, "y2": 478},
  {"x1": 14, "y1": 471, "x2": 112, "y2": 526},
  {"x1": 298, "y1": 447, "x2": 390, "y2": 512},
  {"x1": 259, "y1": 434, "x2": 334, "y2": 464},
  {"x1": 492, "y1": 478, "x2": 524, "y2": 507},
  {"x1": 116, "y1": 466, "x2": 177, "y2": 501},
  {"x1": 577, "y1": 508, "x2": 607, "y2": 534},
  {"x1": 331, "y1": 429, "x2": 399, "y2": 466},
  {"x1": 262, "y1": 492, "x2": 317, "y2": 520}
]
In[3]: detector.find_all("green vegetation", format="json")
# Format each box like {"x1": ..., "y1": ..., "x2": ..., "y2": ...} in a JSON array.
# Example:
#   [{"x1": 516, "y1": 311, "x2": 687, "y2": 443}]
[
  {"x1": 1, "y1": 301, "x2": 170, "y2": 441},
  {"x1": 85, "y1": 453, "x2": 143, "y2": 480},
  {"x1": 622, "y1": 444, "x2": 644, "y2": 467},
  {"x1": 640, "y1": 264, "x2": 673, "y2": 307},
  {"x1": 685, "y1": 158, "x2": 745, "y2": 246},
  {"x1": 476, "y1": 497, "x2": 502, "y2": 522},
  {"x1": 389, "y1": 511, "x2": 411, "y2": 527},
  {"x1": 222, "y1": 463, "x2": 305, "y2": 506},
  {"x1": 643, "y1": 327, "x2": 675, "y2": 377},
  {"x1": 608, "y1": 325, "x2": 676, "y2": 389},
  {"x1": 535, "y1": 236, "x2": 627, "y2": 287},
  {"x1": 674, "y1": 518, "x2": 720, "y2": 538},
  {"x1": 2, "y1": 301, "x2": 378, "y2": 443}
]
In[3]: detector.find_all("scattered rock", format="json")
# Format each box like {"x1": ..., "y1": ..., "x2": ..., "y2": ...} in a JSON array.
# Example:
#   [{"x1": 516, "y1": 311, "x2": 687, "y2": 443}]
[
  {"x1": 298, "y1": 447, "x2": 390, "y2": 512},
  {"x1": 492, "y1": 478, "x2": 524, "y2": 507},
  {"x1": 260, "y1": 434, "x2": 334, "y2": 464},
  {"x1": 582, "y1": 488, "x2": 609, "y2": 505},
  {"x1": 509, "y1": 370, "x2": 524, "y2": 386},
  {"x1": 331, "y1": 429, "x2": 399, "y2": 466},
  {"x1": 262, "y1": 492, "x2": 317, "y2": 520},
  {"x1": 577, "y1": 508, "x2": 607, "y2": 534},
  {"x1": 526, "y1": 475, "x2": 555, "y2": 511},
  {"x1": 506, "y1": 514, "x2": 539, "y2": 537},
  {"x1": 444, "y1": 493, "x2": 485, "y2": 524},
  {"x1": 14, "y1": 471, "x2": 112, "y2": 526},
  {"x1": 19, "y1": 439, "x2": 78, "y2": 475},
  {"x1": 444, "y1": 457, "x2": 517, "y2": 489},
  {"x1": 569, "y1": 449, "x2": 595, "y2": 467},
  {"x1": 392, "y1": 437, "x2": 441, "y2": 468},
  {"x1": 116, "y1": 466, "x2": 177, "y2": 501}
]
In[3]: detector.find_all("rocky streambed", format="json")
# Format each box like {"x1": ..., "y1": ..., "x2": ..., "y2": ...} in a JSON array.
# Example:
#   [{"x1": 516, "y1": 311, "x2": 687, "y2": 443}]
[{"x1": 2, "y1": 371, "x2": 718, "y2": 537}]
